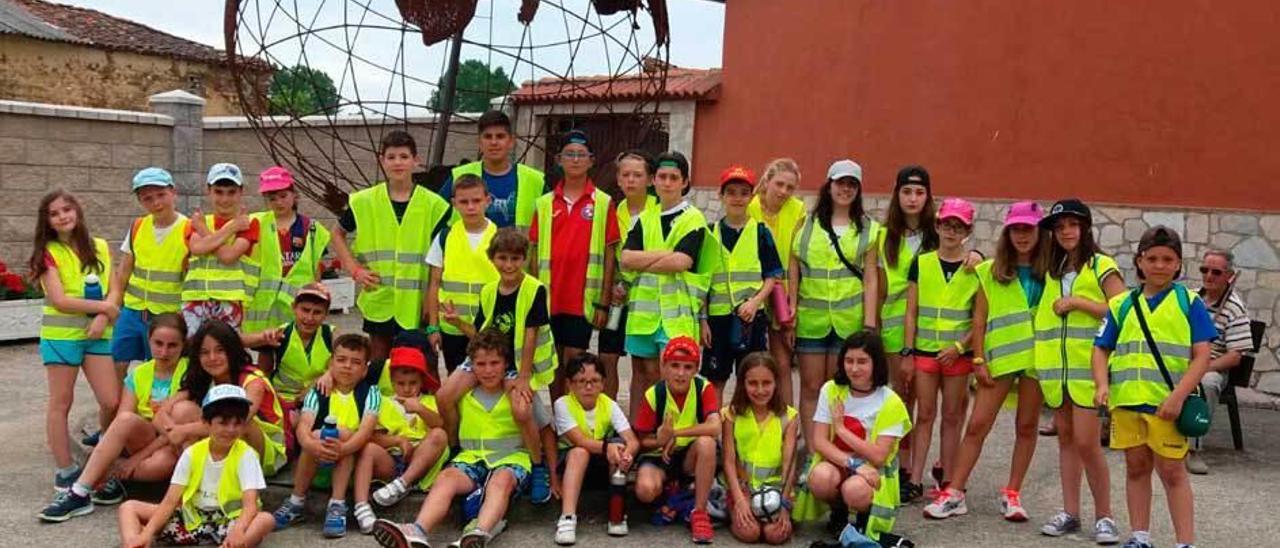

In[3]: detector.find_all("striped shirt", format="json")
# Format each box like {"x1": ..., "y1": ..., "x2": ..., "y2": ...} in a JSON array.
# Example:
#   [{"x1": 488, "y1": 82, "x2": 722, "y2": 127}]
[{"x1": 1198, "y1": 288, "x2": 1253, "y2": 359}]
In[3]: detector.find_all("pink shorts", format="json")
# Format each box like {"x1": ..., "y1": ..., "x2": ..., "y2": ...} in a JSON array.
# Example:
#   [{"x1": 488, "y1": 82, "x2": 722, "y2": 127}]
[{"x1": 915, "y1": 355, "x2": 974, "y2": 377}]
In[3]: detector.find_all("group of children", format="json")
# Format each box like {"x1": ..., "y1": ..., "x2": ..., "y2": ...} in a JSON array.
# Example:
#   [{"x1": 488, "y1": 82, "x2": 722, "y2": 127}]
[{"x1": 29, "y1": 106, "x2": 1211, "y2": 548}]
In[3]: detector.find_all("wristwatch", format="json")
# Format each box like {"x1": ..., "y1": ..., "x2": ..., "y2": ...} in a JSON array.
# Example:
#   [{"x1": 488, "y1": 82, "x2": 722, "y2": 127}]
[
  {"x1": 972, "y1": 357, "x2": 987, "y2": 366},
  {"x1": 898, "y1": 348, "x2": 914, "y2": 357}
]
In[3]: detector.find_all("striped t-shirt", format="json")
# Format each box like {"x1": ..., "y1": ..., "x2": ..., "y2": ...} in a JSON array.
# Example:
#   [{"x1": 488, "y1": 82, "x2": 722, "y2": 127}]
[{"x1": 1200, "y1": 288, "x2": 1253, "y2": 359}]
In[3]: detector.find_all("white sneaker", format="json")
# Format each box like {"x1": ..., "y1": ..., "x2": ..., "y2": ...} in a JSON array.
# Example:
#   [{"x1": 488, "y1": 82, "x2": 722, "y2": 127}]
[
  {"x1": 922, "y1": 489, "x2": 967, "y2": 519},
  {"x1": 373, "y1": 478, "x2": 410, "y2": 507},
  {"x1": 354, "y1": 502, "x2": 377, "y2": 534},
  {"x1": 999, "y1": 488, "x2": 1029, "y2": 522},
  {"x1": 607, "y1": 517, "x2": 629, "y2": 537},
  {"x1": 555, "y1": 514, "x2": 577, "y2": 545},
  {"x1": 1094, "y1": 517, "x2": 1121, "y2": 545}
]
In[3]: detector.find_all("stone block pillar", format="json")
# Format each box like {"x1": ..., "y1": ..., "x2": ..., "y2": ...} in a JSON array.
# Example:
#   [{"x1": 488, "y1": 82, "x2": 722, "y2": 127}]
[{"x1": 148, "y1": 90, "x2": 206, "y2": 210}]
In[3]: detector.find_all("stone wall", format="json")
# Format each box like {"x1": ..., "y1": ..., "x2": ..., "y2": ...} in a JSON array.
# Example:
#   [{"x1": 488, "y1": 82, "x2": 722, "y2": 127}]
[{"x1": 686, "y1": 187, "x2": 1280, "y2": 391}]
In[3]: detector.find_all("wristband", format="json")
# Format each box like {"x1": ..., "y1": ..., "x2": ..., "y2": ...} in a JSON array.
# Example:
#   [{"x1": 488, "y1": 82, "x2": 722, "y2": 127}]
[
  {"x1": 594, "y1": 303, "x2": 609, "y2": 311},
  {"x1": 972, "y1": 357, "x2": 987, "y2": 366},
  {"x1": 423, "y1": 325, "x2": 440, "y2": 335},
  {"x1": 898, "y1": 348, "x2": 914, "y2": 357},
  {"x1": 953, "y1": 341, "x2": 965, "y2": 353},
  {"x1": 845, "y1": 455, "x2": 865, "y2": 473}
]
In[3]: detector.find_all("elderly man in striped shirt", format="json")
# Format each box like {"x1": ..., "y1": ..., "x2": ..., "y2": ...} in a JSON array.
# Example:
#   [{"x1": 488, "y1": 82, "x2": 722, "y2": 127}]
[{"x1": 1188, "y1": 248, "x2": 1254, "y2": 475}]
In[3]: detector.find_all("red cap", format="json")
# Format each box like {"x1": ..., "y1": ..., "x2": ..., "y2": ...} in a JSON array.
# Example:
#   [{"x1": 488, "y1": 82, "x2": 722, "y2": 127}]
[
  {"x1": 389, "y1": 347, "x2": 427, "y2": 375},
  {"x1": 719, "y1": 165, "x2": 756, "y2": 190},
  {"x1": 661, "y1": 336, "x2": 702, "y2": 364}
]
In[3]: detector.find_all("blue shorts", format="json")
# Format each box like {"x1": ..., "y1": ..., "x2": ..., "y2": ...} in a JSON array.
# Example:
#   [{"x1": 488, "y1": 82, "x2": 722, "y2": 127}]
[
  {"x1": 625, "y1": 327, "x2": 670, "y2": 359},
  {"x1": 795, "y1": 330, "x2": 844, "y2": 355},
  {"x1": 110, "y1": 306, "x2": 152, "y2": 363},
  {"x1": 41, "y1": 338, "x2": 112, "y2": 366},
  {"x1": 450, "y1": 460, "x2": 530, "y2": 492}
]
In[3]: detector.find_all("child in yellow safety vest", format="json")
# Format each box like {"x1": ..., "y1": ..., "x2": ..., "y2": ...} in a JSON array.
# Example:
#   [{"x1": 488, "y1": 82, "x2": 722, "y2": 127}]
[
  {"x1": 552, "y1": 353, "x2": 640, "y2": 544},
  {"x1": 805, "y1": 330, "x2": 912, "y2": 547},
  {"x1": 117, "y1": 384, "x2": 275, "y2": 548},
  {"x1": 273, "y1": 333, "x2": 381, "y2": 538},
  {"x1": 436, "y1": 227, "x2": 559, "y2": 505},
  {"x1": 30, "y1": 189, "x2": 122, "y2": 493},
  {"x1": 1092, "y1": 227, "x2": 1213, "y2": 548},
  {"x1": 721, "y1": 352, "x2": 798, "y2": 545},
  {"x1": 353, "y1": 346, "x2": 449, "y2": 534},
  {"x1": 426, "y1": 173, "x2": 498, "y2": 372},
  {"x1": 371, "y1": 330, "x2": 533, "y2": 548},
  {"x1": 632, "y1": 336, "x2": 722, "y2": 545},
  {"x1": 183, "y1": 163, "x2": 260, "y2": 335},
  {"x1": 39, "y1": 313, "x2": 189, "y2": 522},
  {"x1": 746, "y1": 158, "x2": 804, "y2": 412},
  {"x1": 903, "y1": 198, "x2": 979, "y2": 502},
  {"x1": 925, "y1": 201, "x2": 1047, "y2": 522},
  {"x1": 1034, "y1": 199, "x2": 1127, "y2": 542},
  {"x1": 702, "y1": 166, "x2": 782, "y2": 402},
  {"x1": 329, "y1": 130, "x2": 451, "y2": 364}
]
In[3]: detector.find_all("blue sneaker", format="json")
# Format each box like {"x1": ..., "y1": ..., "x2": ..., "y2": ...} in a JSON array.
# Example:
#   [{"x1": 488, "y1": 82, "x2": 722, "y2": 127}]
[
  {"x1": 38, "y1": 491, "x2": 93, "y2": 522},
  {"x1": 272, "y1": 499, "x2": 305, "y2": 530},
  {"x1": 462, "y1": 487, "x2": 484, "y2": 521},
  {"x1": 323, "y1": 501, "x2": 348, "y2": 538},
  {"x1": 81, "y1": 431, "x2": 101, "y2": 447},
  {"x1": 91, "y1": 478, "x2": 127, "y2": 505},
  {"x1": 530, "y1": 463, "x2": 551, "y2": 504},
  {"x1": 53, "y1": 466, "x2": 81, "y2": 493}
]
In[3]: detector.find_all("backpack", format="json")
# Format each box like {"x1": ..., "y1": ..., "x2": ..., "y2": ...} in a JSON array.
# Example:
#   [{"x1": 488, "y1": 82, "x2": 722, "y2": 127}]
[
  {"x1": 654, "y1": 377, "x2": 707, "y2": 424},
  {"x1": 1115, "y1": 284, "x2": 1191, "y2": 328},
  {"x1": 312, "y1": 380, "x2": 373, "y2": 430},
  {"x1": 271, "y1": 323, "x2": 333, "y2": 376}
]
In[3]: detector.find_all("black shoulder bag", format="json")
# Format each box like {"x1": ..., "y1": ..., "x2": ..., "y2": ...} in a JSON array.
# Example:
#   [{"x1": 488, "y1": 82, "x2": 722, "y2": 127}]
[{"x1": 1129, "y1": 290, "x2": 1211, "y2": 438}]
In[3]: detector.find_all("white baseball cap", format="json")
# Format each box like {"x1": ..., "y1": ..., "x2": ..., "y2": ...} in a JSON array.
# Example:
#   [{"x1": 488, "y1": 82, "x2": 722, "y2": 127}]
[
  {"x1": 826, "y1": 159, "x2": 862, "y2": 182},
  {"x1": 202, "y1": 384, "x2": 252, "y2": 409},
  {"x1": 206, "y1": 163, "x2": 244, "y2": 186}
]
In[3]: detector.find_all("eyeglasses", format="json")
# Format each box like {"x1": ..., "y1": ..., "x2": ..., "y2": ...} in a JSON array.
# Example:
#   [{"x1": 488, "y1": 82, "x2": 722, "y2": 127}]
[
  {"x1": 1199, "y1": 266, "x2": 1230, "y2": 277},
  {"x1": 573, "y1": 378, "x2": 602, "y2": 386},
  {"x1": 559, "y1": 152, "x2": 592, "y2": 160}
]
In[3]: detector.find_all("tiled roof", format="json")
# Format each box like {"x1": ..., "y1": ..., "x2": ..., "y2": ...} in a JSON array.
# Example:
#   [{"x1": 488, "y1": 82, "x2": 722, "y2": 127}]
[
  {"x1": 0, "y1": 0, "x2": 268, "y2": 70},
  {"x1": 512, "y1": 67, "x2": 721, "y2": 105}
]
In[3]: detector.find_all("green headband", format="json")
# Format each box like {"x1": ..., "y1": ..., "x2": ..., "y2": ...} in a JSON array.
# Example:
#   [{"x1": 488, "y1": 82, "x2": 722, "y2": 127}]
[{"x1": 658, "y1": 159, "x2": 680, "y2": 169}]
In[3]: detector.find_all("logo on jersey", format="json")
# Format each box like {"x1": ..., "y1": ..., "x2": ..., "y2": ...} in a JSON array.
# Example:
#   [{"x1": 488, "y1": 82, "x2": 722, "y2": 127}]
[{"x1": 581, "y1": 203, "x2": 595, "y2": 221}]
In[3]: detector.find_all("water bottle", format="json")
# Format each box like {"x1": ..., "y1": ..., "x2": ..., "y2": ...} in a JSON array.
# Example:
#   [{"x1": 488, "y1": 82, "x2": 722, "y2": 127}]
[
  {"x1": 608, "y1": 467, "x2": 627, "y2": 524},
  {"x1": 318, "y1": 415, "x2": 339, "y2": 469},
  {"x1": 83, "y1": 274, "x2": 103, "y2": 317},
  {"x1": 606, "y1": 303, "x2": 624, "y2": 331}
]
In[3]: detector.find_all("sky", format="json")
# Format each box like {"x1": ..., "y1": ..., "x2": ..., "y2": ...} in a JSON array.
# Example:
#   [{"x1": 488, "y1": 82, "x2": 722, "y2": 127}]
[{"x1": 59, "y1": 0, "x2": 725, "y2": 116}]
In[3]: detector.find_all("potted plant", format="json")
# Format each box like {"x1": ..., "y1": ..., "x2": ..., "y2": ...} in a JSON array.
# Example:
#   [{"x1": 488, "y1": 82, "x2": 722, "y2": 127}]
[{"x1": 0, "y1": 260, "x2": 44, "y2": 341}]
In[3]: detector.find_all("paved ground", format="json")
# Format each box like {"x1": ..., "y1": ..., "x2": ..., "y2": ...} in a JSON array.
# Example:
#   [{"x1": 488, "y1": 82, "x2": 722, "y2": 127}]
[{"x1": 4, "y1": 313, "x2": 1279, "y2": 547}]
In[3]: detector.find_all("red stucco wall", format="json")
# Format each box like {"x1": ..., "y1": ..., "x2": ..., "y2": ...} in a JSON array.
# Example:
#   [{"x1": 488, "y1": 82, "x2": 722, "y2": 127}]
[{"x1": 694, "y1": 0, "x2": 1280, "y2": 211}]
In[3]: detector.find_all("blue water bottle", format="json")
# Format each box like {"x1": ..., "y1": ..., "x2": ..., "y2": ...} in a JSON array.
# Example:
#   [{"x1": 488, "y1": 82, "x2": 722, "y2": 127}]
[
  {"x1": 318, "y1": 415, "x2": 339, "y2": 470},
  {"x1": 83, "y1": 274, "x2": 103, "y2": 317}
]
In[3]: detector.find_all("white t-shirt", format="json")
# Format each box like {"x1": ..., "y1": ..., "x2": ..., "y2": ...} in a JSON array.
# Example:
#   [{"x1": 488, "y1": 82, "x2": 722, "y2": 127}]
[
  {"x1": 812, "y1": 385, "x2": 905, "y2": 440},
  {"x1": 1061, "y1": 270, "x2": 1079, "y2": 297},
  {"x1": 425, "y1": 220, "x2": 495, "y2": 267},
  {"x1": 119, "y1": 214, "x2": 186, "y2": 255},
  {"x1": 171, "y1": 444, "x2": 267, "y2": 511},
  {"x1": 553, "y1": 395, "x2": 632, "y2": 438},
  {"x1": 904, "y1": 230, "x2": 924, "y2": 256},
  {"x1": 831, "y1": 222, "x2": 849, "y2": 237}
]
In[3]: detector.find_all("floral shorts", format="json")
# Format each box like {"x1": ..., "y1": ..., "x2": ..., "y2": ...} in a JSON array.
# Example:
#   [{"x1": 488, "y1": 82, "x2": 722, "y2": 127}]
[
  {"x1": 182, "y1": 300, "x2": 244, "y2": 336},
  {"x1": 159, "y1": 509, "x2": 232, "y2": 545}
]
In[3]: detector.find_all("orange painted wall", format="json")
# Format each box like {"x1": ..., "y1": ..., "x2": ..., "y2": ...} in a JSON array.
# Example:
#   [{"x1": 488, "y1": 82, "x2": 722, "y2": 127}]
[{"x1": 693, "y1": 0, "x2": 1280, "y2": 211}]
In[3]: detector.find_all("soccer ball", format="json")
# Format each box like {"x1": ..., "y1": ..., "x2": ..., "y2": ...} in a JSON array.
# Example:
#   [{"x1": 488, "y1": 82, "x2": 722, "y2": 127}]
[{"x1": 749, "y1": 486, "x2": 784, "y2": 522}]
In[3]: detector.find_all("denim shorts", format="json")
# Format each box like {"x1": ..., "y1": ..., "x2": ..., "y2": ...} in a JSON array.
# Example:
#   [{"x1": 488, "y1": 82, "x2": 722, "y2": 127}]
[
  {"x1": 110, "y1": 306, "x2": 152, "y2": 363},
  {"x1": 41, "y1": 338, "x2": 112, "y2": 366},
  {"x1": 450, "y1": 460, "x2": 530, "y2": 492},
  {"x1": 795, "y1": 330, "x2": 844, "y2": 355},
  {"x1": 625, "y1": 327, "x2": 670, "y2": 359}
]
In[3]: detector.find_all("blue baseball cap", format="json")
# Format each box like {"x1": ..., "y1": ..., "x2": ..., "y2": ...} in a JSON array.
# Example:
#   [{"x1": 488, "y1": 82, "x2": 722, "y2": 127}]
[
  {"x1": 206, "y1": 163, "x2": 244, "y2": 186},
  {"x1": 131, "y1": 167, "x2": 174, "y2": 192}
]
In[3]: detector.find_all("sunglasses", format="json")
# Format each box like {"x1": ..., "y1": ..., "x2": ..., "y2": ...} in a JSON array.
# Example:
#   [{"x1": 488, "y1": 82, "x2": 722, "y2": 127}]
[{"x1": 1199, "y1": 266, "x2": 1230, "y2": 277}]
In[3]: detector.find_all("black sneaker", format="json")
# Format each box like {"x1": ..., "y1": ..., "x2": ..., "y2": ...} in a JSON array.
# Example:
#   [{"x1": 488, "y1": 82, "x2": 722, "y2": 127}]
[
  {"x1": 38, "y1": 491, "x2": 93, "y2": 522},
  {"x1": 91, "y1": 478, "x2": 126, "y2": 505},
  {"x1": 900, "y1": 482, "x2": 924, "y2": 504},
  {"x1": 81, "y1": 431, "x2": 101, "y2": 447}
]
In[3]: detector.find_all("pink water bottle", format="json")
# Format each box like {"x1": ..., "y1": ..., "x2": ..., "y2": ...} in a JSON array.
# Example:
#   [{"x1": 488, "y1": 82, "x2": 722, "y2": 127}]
[{"x1": 770, "y1": 284, "x2": 794, "y2": 326}]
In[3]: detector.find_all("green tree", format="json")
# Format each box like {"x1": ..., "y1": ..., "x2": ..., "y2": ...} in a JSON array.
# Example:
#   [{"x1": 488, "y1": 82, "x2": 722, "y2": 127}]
[
  {"x1": 430, "y1": 60, "x2": 516, "y2": 113},
  {"x1": 268, "y1": 65, "x2": 340, "y2": 116}
]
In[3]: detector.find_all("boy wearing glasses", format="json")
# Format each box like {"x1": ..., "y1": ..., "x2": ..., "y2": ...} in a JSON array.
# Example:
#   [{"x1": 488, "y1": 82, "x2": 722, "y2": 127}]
[
  {"x1": 1187, "y1": 249, "x2": 1253, "y2": 475},
  {"x1": 529, "y1": 129, "x2": 622, "y2": 402}
]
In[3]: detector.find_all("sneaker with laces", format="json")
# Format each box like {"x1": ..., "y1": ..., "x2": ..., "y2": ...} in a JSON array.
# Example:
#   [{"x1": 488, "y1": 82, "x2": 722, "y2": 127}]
[
  {"x1": 374, "y1": 478, "x2": 411, "y2": 507},
  {"x1": 1121, "y1": 538, "x2": 1154, "y2": 548},
  {"x1": 372, "y1": 519, "x2": 431, "y2": 548},
  {"x1": 355, "y1": 502, "x2": 378, "y2": 534},
  {"x1": 53, "y1": 466, "x2": 81, "y2": 493},
  {"x1": 92, "y1": 478, "x2": 127, "y2": 505},
  {"x1": 1185, "y1": 451, "x2": 1209, "y2": 475},
  {"x1": 607, "y1": 518, "x2": 629, "y2": 537},
  {"x1": 81, "y1": 430, "x2": 101, "y2": 447},
  {"x1": 690, "y1": 508, "x2": 714, "y2": 544},
  {"x1": 900, "y1": 482, "x2": 924, "y2": 504},
  {"x1": 999, "y1": 488, "x2": 1028, "y2": 522},
  {"x1": 1041, "y1": 511, "x2": 1081, "y2": 537},
  {"x1": 554, "y1": 514, "x2": 577, "y2": 545},
  {"x1": 1093, "y1": 517, "x2": 1120, "y2": 545},
  {"x1": 38, "y1": 491, "x2": 93, "y2": 522},
  {"x1": 923, "y1": 489, "x2": 967, "y2": 519},
  {"x1": 272, "y1": 499, "x2": 306, "y2": 530},
  {"x1": 324, "y1": 501, "x2": 348, "y2": 538},
  {"x1": 530, "y1": 463, "x2": 552, "y2": 504}
]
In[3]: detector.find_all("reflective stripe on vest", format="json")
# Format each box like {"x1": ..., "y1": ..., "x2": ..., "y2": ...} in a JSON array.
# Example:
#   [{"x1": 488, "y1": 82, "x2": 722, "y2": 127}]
[
  {"x1": 479, "y1": 274, "x2": 558, "y2": 388},
  {"x1": 132, "y1": 358, "x2": 188, "y2": 420},
  {"x1": 451, "y1": 162, "x2": 546, "y2": 233},
  {"x1": 914, "y1": 252, "x2": 978, "y2": 352},
  {"x1": 244, "y1": 211, "x2": 331, "y2": 332},
  {"x1": 558, "y1": 393, "x2": 617, "y2": 450},
  {"x1": 615, "y1": 196, "x2": 659, "y2": 286},
  {"x1": 439, "y1": 222, "x2": 499, "y2": 335},
  {"x1": 181, "y1": 438, "x2": 251, "y2": 529},
  {"x1": 877, "y1": 227, "x2": 922, "y2": 351},
  {"x1": 1034, "y1": 254, "x2": 1117, "y2": 408},
  {"x1": 626, "y1": 206, "x2": 709, "y2": 341},
  {"x1": 535, "y1": 188, "x2": 611, "y2": 316},
  {"x1": 181, "y1": 215, "x2": 258, "y2": 303},
  {"x1": 41, "y1": 238, "x2": 113, "y2": 341},
  {"x1": 350, "y1": 184, "x2": 449, "y2": 329},
  {"x1": 733, "y1": 406, "x2": 796, "y2": 489},
  {"x1": 455, "y1": 389, "x2": 532, "y2": 469},
  {"x1": 642, "y1": 377, "x2": 709, "y2": 454},
  {"x1": 274, "y1": 324, "x2": 332, "y2": 402},
  {"x1": 125, "y1": 215, "x2": 189, "y2": 313},
  {"x1": 707, "y1": 220, "x2": 764, "y2": 316},
  {"x1": 1107, "y1": 286, "x2": 1195, "y2": 408},
  {"x1": 793, "y1": 218, "x2": 878, "y2": 339}
]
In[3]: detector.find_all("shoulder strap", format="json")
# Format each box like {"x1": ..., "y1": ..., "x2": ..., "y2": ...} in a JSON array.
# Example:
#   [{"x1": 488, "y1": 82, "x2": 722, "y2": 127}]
[
  {"x1": 131, "y1": 217, "x2": 145, "y2": 248},
  {"x1": 822, "y1": 221, "x2": 863, "y2": 279},
  {"x1": 271, "y1": 323, "x2": 297, "y2": 375},
  {"x1": 355, "y1": 382, "x2": 371, "y2": 419},
  {"x1": 320, "y1": 324, "x2": 334, "y2": 349},
  {"x1": 1129, "y1": 290, "x2": 1177, "y2": 391},
  {"x1": 314, "y1": 388, "x2": 330, "y2": 428},
  {"x1": 654, "y1": 380, "x2": 667, "y2": 421},
  {"x1": 694, "y1": 377, "x2": 706, "y2": 423},
  {"x1": 1174, "y1": 284, "x2": 1191, "y2": 318}
]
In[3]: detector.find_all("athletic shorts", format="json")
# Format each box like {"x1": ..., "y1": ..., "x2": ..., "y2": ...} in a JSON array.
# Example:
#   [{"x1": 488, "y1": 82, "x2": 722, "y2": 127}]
[
  {"x1": 637, "y1": 446, "x2": 691, "y2": 479},
  {"x1": 701, "y1": 314, "x2": 768, "y2": 382},
  {"x1": 363, "y1": 317, "x2": 407, "y2": 340},
  {"x1": 40, "y1": 338, "x2": 111, "y2": 366},
  {"x1": 914, "y1": 355, "x2": 974, "y2": 377},
  {"x1": 625, "y1": 327, "x2": 671, "y2": 359},
  {"x1": 451, "y1": 460, "x2": 530, "y2": 492},
  {"x1": 597, "y1": 306, "x2": 628, "y2": 356},
  {"x1": 551, "y1": 314, "x2": 594, "y2": 350},
  {"x1": 159, "y1": 509, "x2": 232, "y2": 545},
  {"x1": 110, "y1": 306, "x2": 152, "y2": 363},
  {"x1": 796, "y1": 330, "x2": 843, "y2": 355},
  {"x1": 1110, "y1": 407, "x2": 1189, "y2": 460},
  {"x1": 556, "y1": 447, "x2": 612, "y2": 479}
]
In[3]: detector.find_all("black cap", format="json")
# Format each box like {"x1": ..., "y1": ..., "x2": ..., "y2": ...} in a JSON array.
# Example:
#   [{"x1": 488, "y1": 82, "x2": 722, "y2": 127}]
[
  {"x1": 895, "y1": 165, "x2": 930, "y2": 190},
  {"x1": 561, "y1": 129, "x2": 591, "y2": 153},
  {"x1": 1039, "y1": 198, "x2": 1092, "y2": 229}
]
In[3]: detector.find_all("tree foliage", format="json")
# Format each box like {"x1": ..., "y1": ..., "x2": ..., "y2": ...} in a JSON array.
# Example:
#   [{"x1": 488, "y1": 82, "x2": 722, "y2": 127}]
[
  {"x1": 268, "y1": 65, "x2": 340, "y2": 116},
  {"x1": 430, "y1": 59, "x2": 516, "y2": 113}
]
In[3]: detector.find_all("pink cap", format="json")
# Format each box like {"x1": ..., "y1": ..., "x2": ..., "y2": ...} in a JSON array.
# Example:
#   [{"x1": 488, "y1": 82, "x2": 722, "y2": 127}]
[
  {"x1": 937, "y1": 198, "x2": 975, "y2": 226},
  {"x1": 257, "y1": 166, "x2": 294, "y2": 194},
  {"x1": 1003, "y1": 201, "x2": 1044, "y2": 228}
]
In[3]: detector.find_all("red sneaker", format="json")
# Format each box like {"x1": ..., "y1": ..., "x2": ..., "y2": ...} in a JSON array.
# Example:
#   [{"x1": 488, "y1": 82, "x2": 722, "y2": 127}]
[{"x1": 690, "y1": 509, "x2": 714, "y2": 544}]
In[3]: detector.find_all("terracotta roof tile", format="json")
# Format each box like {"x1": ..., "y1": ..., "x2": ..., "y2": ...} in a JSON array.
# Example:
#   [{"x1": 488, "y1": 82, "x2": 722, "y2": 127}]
[{"x1": 512, "y1": 67, "x2": 721, "y2": 105}]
